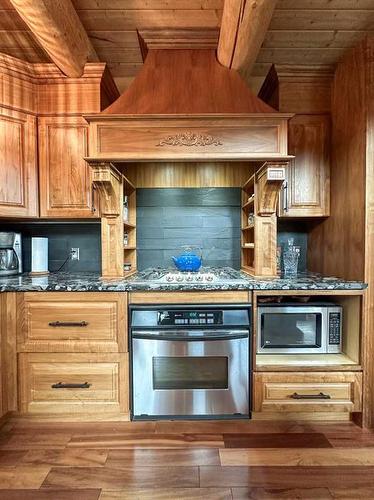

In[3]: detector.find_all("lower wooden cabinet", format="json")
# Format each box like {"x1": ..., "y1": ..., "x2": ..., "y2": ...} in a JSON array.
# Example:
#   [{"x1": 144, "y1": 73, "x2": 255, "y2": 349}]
[
  {"x1": 18, "y1": 353, "x2": 129, "y2": 418},
  {"x1": 17, "y1": 292, "x2": 127, "y2": 353},
  {"x1": 254, "y1": 372, "x2": 362, "y2": 414}
]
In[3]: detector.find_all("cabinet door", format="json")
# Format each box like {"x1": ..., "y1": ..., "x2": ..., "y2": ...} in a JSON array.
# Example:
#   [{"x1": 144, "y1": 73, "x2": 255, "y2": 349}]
[
  {"x1": 38, "y1": 116, "x2": 98, "y2": 218},
  {"x1": 280, "y1": 114, "x2": 330, "y2": 217},
  {"x1": 0, "y1": 107, "x2": 38, "y2": 217}
]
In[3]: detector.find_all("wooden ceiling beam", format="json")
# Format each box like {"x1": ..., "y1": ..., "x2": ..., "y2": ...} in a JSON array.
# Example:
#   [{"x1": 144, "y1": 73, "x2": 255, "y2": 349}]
[
  {"x1": 218, "y1": 0, "x2": 277, "y2": 83},
  {"x1": 9, "y1": 0, "x2": 98, "y2": 77}
]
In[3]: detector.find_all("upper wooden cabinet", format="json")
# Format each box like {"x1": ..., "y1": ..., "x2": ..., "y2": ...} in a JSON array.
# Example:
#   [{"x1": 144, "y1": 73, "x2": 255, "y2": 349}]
[
  {"x1": 38, "y1": 116, "x2": 98, "y2": 218},
  {"x1": 259, "y1": 65, "x2": 333, "y2": 218},
  {"x1": 0, "y1": 55, "x2": 119, "y2": 220},
  {"x1": 0, "y1": 107, "x2": 38, "y2": 218},
  {"x1": 279, "y1": 114, "x2": 330, "y2": 218}
]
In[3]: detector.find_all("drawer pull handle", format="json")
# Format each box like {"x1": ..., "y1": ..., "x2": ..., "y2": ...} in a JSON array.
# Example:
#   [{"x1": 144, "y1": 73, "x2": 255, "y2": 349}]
[
  {"x1": 48, "y1": 321, "x2": 89, "y2": 327},
  {"x1": 290, "y1": 392, "x2": 331, "y2": 400},
  {"x1": 51, "y1": 382, "x2": 91, "y2": 389}
]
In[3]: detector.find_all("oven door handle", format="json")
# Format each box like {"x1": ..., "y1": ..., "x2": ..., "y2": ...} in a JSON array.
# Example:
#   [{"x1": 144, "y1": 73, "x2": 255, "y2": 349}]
[{"x1": 132, "y1": 329, "x2": 249, "y2": 341}]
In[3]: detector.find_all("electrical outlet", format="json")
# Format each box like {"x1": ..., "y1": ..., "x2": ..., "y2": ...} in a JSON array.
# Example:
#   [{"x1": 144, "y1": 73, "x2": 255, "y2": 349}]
[{"x1": 71, "y1": 248, "x2": 80, "y2": 261}]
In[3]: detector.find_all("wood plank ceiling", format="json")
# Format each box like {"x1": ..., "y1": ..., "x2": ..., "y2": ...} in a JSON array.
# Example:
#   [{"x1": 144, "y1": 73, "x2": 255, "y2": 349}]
[{"x1": 0, "y1": 0, "x2": 373, "y2": 94}]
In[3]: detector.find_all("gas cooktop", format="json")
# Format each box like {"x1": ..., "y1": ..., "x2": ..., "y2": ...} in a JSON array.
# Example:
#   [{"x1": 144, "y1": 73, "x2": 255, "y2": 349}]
[{"x1": 132, "y1": 267, "x2": 249, "y2": 284}]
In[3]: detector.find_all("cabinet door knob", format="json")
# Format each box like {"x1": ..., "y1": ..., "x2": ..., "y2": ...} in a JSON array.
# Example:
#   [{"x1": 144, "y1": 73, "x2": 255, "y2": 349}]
[
  {"x1": 51, "y1": 382, "x2": 91, "y2": 389},
  {"x1": 48, "y1": 321, "x2": 89, "y2": 327},
  {"x1": 290, "y1": 392, "x2": 331, "y2": 400}
]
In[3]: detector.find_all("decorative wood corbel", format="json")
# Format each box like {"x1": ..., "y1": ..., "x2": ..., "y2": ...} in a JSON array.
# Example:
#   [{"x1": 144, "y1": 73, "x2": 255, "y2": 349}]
[
  {"x1": 256, "y1": 161, "x2": 288, "y2": 216},
  {"x1": 89, "y1": 162, "x2": 124, "y2": 278}
]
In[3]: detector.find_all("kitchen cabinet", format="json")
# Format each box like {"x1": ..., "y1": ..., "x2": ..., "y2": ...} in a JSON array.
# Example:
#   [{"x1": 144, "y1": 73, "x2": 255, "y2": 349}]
[
  {"x1": 17, "y1": 292, "x2": 127, "y2": 353},
  {"x1": 17, "y1": 292, "x2": 129, "y2": 419},
  {"x1": 279, "y1": 114, "x2": 330, "y2": 218},
  {"x1": 19, "y1": 352, "x2": 129, "y2": 417},
  {"x1": 38, "y1": 116, "x2": 99, "y2": 218},
  {"x1": 254, "y1": 371, "x2": 362, "y2": 414},
  {"x1": 0, "y1": 107, "x2": 38, "y2": 218}
]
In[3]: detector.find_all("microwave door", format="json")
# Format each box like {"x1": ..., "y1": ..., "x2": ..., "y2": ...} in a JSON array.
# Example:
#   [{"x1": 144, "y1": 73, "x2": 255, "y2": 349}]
[{"x1": 258, "y1": 307, "x2": 324, "y2": 354}]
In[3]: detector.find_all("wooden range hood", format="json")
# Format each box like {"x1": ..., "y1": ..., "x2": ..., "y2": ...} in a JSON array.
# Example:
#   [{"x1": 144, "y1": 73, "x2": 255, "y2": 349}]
[
  {"x1": 85, "y1": 49, "x2": 293, "y2": 163},
  {"x1": 85, "y1": 49, "x2": 292, "y2": 278}
]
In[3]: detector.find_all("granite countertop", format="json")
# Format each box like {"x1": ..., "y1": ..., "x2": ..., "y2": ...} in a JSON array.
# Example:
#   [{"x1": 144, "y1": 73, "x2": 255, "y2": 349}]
[{"x1": 0, "y1": 268, "x2": 367, "y2": 293}]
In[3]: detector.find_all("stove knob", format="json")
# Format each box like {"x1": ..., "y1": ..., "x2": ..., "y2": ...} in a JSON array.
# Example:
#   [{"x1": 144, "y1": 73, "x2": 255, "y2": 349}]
[
  {"x1": 206, "y1": 275, "x2": 213, "y2": 281},
  {"x1": 176, "y1": 275, "x2": 184, "y2": 282},
  {"x1": 166, "y1": 275, "x2": 174, "y2": 282},
  {"x1": 186, "y1": 275, "x2": 193, "y2": 281},
  {"x1": 196, "y1": 275, "x2": 203, "y2": 281}
]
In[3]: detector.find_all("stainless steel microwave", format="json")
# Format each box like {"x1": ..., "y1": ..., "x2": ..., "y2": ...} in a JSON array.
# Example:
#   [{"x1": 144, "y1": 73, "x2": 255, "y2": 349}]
[{"x1": 257, "y1": 304, "x2": 342, "y2": 354}]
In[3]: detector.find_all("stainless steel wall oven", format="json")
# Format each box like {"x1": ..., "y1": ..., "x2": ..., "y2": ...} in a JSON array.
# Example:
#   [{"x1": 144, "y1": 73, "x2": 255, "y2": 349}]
[{"x1": 130, "y1": 304, "x2": 251, "y2": 420}]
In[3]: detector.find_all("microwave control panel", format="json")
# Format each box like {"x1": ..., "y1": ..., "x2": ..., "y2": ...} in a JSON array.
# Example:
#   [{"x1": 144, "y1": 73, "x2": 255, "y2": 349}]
[
  {"x1": 328, "y1": 312, "x2": 342, "y2": 345},
  {"x1": 157, "y1": 310, "x2": 223, "y2": 326}
]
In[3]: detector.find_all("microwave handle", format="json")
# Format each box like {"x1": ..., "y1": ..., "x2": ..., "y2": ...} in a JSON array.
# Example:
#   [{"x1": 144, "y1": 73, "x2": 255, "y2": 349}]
[{"x1": 290, "y1": 392, "x2": 331, "y2": 400}]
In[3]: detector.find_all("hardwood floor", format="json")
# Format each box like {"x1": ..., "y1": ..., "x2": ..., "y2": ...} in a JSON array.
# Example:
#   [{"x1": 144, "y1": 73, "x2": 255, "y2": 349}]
[{"x1": 0, "y1": 419, "x2": 373, "y2": 498}]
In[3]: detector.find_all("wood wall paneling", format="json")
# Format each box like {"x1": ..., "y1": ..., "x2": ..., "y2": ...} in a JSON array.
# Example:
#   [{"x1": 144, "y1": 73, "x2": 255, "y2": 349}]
[
  {"x1": 259, "y1": 64, "x2": 334, "y2": 114},
  {"x1": 307, "y1": 37, "x2": 373, "y2": 428},
  {"x1": 124, "y1": 162, "x2": 254, "y2": 188}
]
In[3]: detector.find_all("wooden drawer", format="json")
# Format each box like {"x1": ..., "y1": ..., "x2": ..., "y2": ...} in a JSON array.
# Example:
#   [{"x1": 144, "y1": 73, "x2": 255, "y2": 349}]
[
  {"x1": 18, "y1": 292, "x2": 127, "y2": 352},
  {"x1": 254, "y1": 372, "x2": 362, "y2": 413},
  {"x1": 19, "y1": 353, "x2": 129, "y2": 417}
]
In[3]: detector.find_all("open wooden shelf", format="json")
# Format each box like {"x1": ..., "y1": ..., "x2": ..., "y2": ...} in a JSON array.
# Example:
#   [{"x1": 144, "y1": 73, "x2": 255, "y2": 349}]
[
  {"x1": 242, "y1": 196, "x2": 255, "y2": 209},
  {"x1": 241, "y1": 161, "x2": 287, "y2": 277},
  {"x1": 242, "y1": 173, "x2": 255, "y2": 191},
  {"x1": 122, "y1": 170, "x2": 137, "y2": 276},
  {"x1": 123, "y1": 174, "x2": 136, "y2": 192},
  {"x1": 256, "y1": 353, "x2": 362, "y2": 372}
]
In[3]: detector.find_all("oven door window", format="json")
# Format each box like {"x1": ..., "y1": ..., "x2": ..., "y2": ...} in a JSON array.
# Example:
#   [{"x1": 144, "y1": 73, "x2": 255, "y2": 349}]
[
  {"x1": 261, "y1": 313, "x2": 322, "y2": 349},
  {"x1": 153, "y1": 356, "x2": 228, "y2": 390}
]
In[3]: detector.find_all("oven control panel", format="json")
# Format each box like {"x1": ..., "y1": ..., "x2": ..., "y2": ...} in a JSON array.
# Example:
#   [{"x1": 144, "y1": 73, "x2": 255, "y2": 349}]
[{"x1": 157, "y1": 310, "x2": 223, "y2": 326}]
